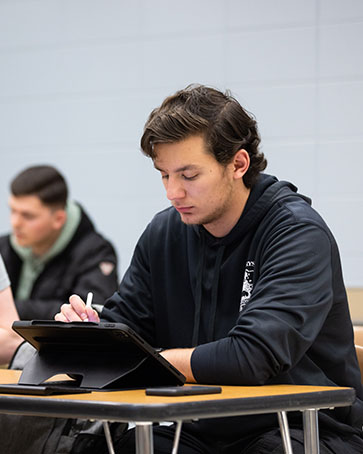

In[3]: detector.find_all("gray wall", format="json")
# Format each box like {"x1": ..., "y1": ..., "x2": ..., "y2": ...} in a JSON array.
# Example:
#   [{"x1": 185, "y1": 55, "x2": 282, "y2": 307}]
[{"x1": 0, "y1": 0, "x2": 362, "y2": 287}]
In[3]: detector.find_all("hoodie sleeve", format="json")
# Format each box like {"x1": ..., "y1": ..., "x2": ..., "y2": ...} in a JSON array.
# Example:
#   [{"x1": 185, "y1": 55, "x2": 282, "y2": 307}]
[
  {"x1": 101, "y1": 226, "x2": 156, "y2": 345},
  {"x1": 191, "y1": 221, "x2": 338, "y2": 385}
]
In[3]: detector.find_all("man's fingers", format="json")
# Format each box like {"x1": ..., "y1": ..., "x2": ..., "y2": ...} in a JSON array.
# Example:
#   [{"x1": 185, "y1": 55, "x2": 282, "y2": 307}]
[
  {"x1": 54, "y1": 312, "x2": 67, "y2": 322},
  {"x1": 59, "y1": 302, "x2": 83, "y2": 322},
  {"x1": 69, "y1": 294, "x2": 88, "y2": 320},
  {"x1": 54, "y1": 294, "x2": 100, "y2": 323},
  {"x1": 85, "y1": 306, "x2": 100, "y2": 323},
  {"x1": 54, "y1": 305, "x2": 79, "y2": 322}
]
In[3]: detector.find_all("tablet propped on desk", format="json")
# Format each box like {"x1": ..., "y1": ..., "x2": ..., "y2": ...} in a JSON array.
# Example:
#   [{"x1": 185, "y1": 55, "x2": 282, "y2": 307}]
[{"x1": 11, "y1": 320, "x2": 186, "y2": 390}]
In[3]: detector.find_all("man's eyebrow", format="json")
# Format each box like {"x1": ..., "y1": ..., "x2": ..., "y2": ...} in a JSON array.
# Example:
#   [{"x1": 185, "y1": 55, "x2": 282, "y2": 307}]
[{"x1": 154, "y1": 164, "x2": 201, "y2": 173}]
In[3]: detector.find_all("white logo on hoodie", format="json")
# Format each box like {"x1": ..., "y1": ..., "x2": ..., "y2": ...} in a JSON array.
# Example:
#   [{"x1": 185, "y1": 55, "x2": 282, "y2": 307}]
[{"x1": 239, "y1": 261, "x2": 255, "y2": 312}]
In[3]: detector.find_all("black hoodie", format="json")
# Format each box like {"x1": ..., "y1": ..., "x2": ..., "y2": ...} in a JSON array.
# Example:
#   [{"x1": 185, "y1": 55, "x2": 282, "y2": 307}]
[{"x1": 103, "y1": 174, "x2": 363, "y2": 443}]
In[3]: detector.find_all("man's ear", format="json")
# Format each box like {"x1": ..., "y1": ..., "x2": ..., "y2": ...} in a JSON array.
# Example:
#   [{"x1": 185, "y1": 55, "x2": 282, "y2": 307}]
[
  {"x1": 52, "y1": 209, "x2": 67, "y2": 231},
  {"x1": 233, "y1": 149, "x2": 250, "y2": 179}
]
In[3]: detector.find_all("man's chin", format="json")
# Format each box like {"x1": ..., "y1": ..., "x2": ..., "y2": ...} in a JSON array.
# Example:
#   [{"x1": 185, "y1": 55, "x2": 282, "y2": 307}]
[
  {"x1": 14, "y1": 237, "x2": 29, "y2": 247},
  {"x1": 179, "y1": 213, "x2": 199, "y2": 225}
]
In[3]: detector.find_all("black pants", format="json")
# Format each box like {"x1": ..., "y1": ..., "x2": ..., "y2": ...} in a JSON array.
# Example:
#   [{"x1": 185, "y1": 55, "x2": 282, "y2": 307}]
[{"x1": 112, "y1": 424, "x2": 363, "y2": 454}]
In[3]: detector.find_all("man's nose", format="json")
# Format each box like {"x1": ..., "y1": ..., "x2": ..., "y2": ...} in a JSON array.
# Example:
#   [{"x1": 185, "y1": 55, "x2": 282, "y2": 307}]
[
  {"x1": 11, "y1": 213, "x2": 21, "y2": 228},
  {"x1": 166, "y1": 177, "x2": 185, "y2": 201}
]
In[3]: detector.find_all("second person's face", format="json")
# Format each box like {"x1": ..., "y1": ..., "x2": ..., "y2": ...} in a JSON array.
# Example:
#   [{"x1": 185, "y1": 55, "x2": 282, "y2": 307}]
[{"x1": 9, "y1": 195, "x2": 65, "y2": 254}]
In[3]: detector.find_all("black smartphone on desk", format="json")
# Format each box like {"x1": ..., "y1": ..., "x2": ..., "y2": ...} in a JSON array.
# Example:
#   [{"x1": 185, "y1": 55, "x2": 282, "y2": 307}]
[{"x1": 145, "y1": 385, "x2": 222, "y2": 396}]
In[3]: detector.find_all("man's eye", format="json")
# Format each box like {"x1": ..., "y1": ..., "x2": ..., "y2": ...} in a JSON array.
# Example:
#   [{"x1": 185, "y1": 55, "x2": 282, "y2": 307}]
[
  {"x1": 182, "y1": 174, "x2": 198, "y2": 181},
  {"x1": 161, "y1": 174, "x2": 169, "y2": 180}
]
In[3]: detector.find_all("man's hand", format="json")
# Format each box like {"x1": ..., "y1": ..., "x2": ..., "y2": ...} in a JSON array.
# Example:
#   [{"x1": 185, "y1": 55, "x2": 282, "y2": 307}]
[{"x1": 54, "y1": 294, "x2": 100, "y2": 323}]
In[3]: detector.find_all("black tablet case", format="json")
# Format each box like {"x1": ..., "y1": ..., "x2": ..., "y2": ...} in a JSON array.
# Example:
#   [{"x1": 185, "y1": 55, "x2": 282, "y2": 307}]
[{"x1": 10, "y1": 320, "x2": 186, "y2": 390}]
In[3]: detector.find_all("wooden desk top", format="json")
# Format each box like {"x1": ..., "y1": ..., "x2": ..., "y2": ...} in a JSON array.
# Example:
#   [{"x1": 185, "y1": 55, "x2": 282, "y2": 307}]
[{"x1": 0, "y1": 370, "x2": 355, "y2": 423}]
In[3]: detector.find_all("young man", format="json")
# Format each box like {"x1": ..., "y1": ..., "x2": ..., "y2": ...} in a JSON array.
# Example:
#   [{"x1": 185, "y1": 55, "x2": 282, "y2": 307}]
[
  {"x1": 56, "y1": 85, "x2": 363, "y2": 453},
  {"x1": 0, "y1": 165, "x2": 118, "y2": 321}
]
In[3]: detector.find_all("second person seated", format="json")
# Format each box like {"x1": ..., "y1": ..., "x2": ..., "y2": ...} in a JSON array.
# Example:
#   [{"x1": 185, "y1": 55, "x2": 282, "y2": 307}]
[{"x1": 0, "y1": 165, "x2": 119, "y2": 321}]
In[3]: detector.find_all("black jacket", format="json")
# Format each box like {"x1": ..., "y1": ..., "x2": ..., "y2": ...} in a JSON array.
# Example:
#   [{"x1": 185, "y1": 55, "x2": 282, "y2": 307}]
[
  {"x1": 0, "y1": 206, "x2": 119, "y2": 320},
  {"x1": 102, "y1": 174, "x2": 363, "y2": 442}
]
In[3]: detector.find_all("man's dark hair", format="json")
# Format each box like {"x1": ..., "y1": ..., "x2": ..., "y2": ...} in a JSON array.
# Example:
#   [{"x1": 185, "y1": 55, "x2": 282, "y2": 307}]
[
  {"x1": 11, "y1": 165, "x2": 68, "y2": 208},
  {"x1": 141, "y1": 84, "x2": 267, "y2": 188}
]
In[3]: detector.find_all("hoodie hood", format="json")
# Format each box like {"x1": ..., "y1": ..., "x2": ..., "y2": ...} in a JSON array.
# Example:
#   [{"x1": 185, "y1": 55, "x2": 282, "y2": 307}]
[
  {"x1": 190, "y1": 173, "x2": 311, "y2": 345},
  {"x1": 195, "y1": 173, "x2": 311, "y2": 247}
]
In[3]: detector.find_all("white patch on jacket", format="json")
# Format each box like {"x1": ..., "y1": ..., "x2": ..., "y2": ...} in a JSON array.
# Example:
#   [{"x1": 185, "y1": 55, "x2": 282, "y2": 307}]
[{"x1": 239, "y1": 261, "x2": 255, "y2": 312}]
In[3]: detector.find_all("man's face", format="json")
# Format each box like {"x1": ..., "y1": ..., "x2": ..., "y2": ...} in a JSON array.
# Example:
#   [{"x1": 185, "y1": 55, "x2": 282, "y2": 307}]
[
  {"x1": 153, "y1": 135, "x2": 246, "y2": 236},
  {"x1": 9, "y1": 195, "x2": 65, "y2": 253}
]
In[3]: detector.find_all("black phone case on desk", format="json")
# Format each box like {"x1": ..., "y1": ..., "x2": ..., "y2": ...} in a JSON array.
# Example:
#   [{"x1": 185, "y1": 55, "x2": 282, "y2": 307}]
[{"x1": 146, "y1": 385, "x2": 222, "y2": 396}]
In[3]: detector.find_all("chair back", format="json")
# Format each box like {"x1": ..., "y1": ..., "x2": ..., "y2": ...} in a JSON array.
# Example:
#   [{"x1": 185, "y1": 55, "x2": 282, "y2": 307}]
[
  {"x1": 354, "y1": 326, "x2": 363, "y2": 384},
  {"x1": 355, "y1": 345, "x2": 363, "y2": 383}
]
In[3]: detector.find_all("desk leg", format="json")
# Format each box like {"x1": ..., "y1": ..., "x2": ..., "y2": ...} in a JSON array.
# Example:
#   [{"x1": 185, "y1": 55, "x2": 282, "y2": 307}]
[
  {"x1": 277, "y1": 411, "x2": 294, "y2": 454},
  {"x1": 171, "y1": 421, "x2": 183, "y2": 454},
  {"x1": 302, "y1": 409, "x2": 320, "y2": 454},
  {"x1": 135, "y1": 422, "x2": 154, "y2": 454},
  {"x1": 102, "y1": 421, "x2": 116, "y2": 454}
]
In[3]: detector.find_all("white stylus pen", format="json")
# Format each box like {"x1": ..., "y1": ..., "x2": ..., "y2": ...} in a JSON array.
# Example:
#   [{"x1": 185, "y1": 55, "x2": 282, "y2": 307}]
[
  {"x1": 86, "y1": 292, "x2": 93, "y2": 308},
  {"x1": 84, "y1": 292, "x2": 93, "y2": 321}
]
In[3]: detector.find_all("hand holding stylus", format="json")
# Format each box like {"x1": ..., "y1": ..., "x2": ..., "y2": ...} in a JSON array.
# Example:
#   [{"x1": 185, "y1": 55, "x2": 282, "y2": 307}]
[{"x1": 54, "y1": 293, "x2": 100, "y2": 323}]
